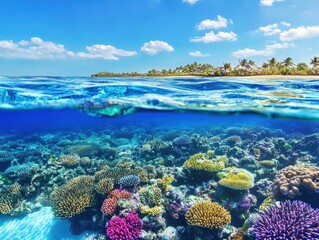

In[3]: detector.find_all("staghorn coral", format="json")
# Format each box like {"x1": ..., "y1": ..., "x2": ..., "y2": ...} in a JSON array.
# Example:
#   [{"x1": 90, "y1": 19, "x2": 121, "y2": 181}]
[
  {"x1": 118, "y1": 175, "x2": 140, "y2": 187},
  {"x1": 95, "y1": 178, "x2": 114, "y2": 194},
  {"x1": 157, "y1": 174, "x2": 174, "y2": 192},
  {"x1": 0, "y1": 183, "x2": 22, "y2": 215},
  {"x1": 185, "y1": 201, "x2": 231, "y2": 228},
  {"x1": 272, "y1": 164, "x2": 319, "y2": 198},
  {"x1": 106, "y1": 212, "x2": 143, "y2": 240},
  {"x1": 59, "y1": 154, "x2": 79, "y2": 167},
  {"x1": 101, "y1": 189, "x2": 132, "y2": 216},
  {"x1": 183, "y1": 153, "x2": 225, "y2": 172},
  {"x1": 139, "y1": 186, "x2": 162, "y2": 207},
  {"x1": 219, "y1": 168, "x2": 254, "y2": 190},
  {"x1": 140, "y1": 205, "x2": 162, "y2": 216},
  {"x1": 253, "y1": 200, "x2": 319, "y2": 240},
  {"x1": 51, "y1": 175, "x2": 96, "y2": 218}
]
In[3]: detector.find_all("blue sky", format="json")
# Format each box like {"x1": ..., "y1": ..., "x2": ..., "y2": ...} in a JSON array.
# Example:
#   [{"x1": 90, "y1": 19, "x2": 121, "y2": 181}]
[{"x1": 0, "y1": 0, "x2": 318, "y2": 76}]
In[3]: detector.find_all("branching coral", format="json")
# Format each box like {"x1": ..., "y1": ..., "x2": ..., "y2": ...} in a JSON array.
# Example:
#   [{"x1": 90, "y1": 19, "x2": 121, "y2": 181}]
[
  {"x1": 253, "y1": 200, "x2": 319, "y2": 239},
  {"x1": 185, "y1": 201, "x2": 231, "y2": 228},
  {"x1": 0, "y1": 183, "x2": 22, "y2": 215},
  {"x1": 272, "y1": 164, "x2": 319, "y2": 198},
  {"x1": 138, "y1": 186, "x2": 162, "y2": 216},
  {"x1": 95, "y1": 178, "x2": 114, "y2": 194},
  {"x1": 157, "y1": 174, "x2": 174, "y2": 192},
  {"x1": 140, "y1": 206, "x2": 162, "y2": 216},
  {"x1": 51, "y1": 175, "x2": 96, "y2": 218},
  {"x1": 106, "y1": 212, "x2": 143, "y2": 240},
  {"x1": 59, "y1": 154, "x2": 79, "y2": 167},
  {"x1": 101, "y1": 189, "x2": 132, "y2": 216},
  {"x1": 118, "y1": 175, "x2": 140, "y2": 187},
  {"x1": 219, "y1": 168, "x2": 254, "y2": 190},
  {"x1": 183, "y1": 153, "x2": 225, "y2": 172}
]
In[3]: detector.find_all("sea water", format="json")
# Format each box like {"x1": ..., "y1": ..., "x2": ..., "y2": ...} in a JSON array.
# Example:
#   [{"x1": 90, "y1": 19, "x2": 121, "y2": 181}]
[{"x1": 0, "y1": 77, "x2": 319, "y2": 240}]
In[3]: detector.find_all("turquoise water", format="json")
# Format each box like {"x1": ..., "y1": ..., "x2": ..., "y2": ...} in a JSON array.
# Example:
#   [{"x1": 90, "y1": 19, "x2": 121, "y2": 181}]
[{"x1": 0, "y1": 77, "x2": 319, "y2": 240}]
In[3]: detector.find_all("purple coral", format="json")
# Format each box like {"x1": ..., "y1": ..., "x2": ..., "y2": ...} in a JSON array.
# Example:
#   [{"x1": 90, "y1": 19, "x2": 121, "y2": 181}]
[
  {"x1": 106, "y1": 212, "x2": 143, "y2": 240},
  {"x1": 253, "y1": 200, "x2": 319, "y2": 240}
]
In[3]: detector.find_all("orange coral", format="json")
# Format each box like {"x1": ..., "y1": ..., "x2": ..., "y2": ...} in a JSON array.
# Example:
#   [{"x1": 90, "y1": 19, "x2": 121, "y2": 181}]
[{"x1": 101, "y1": 189, "x2": 132, "y2": 216}]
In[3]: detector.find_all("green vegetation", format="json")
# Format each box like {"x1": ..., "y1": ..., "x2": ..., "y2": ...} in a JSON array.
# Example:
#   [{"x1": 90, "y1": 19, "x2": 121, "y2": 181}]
[{"x1": 91, "y1": 56, "x2": 319, "y2": 77}]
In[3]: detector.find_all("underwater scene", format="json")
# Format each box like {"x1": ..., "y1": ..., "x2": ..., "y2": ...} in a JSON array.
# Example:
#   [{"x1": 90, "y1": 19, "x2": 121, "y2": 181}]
[{"x1": 1, "y1": 76, "x2": 319, "y2": 240}]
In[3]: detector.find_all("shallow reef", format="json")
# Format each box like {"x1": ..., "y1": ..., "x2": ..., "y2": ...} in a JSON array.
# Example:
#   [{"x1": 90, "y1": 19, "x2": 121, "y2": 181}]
[{"x1": 1, "y1": 123, "x2": 319, "y2": 240}]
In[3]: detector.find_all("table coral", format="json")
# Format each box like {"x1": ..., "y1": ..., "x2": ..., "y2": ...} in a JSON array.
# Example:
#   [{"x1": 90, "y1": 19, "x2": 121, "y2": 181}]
[
  {"x1": 185, "y1": 201, "x2": 231, "y2": 228},
  {"x1": 219, "y1": 168, "x2": 254, "y2": 190},
  {"x1": 183, "y1": 153, "x2": 225, "y2": 172}
]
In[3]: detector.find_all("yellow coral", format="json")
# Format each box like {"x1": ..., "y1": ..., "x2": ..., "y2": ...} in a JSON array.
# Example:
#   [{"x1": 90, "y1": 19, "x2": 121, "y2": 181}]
[
  {"x1": 157, "y1": 174, "x2": 174, "y2": 192},
  {"x1": 59, "y1": 154, "x2": 79, "y2": 167},
  {"x1": 219, "y1": 169, "x2": 254, "y2": 190},
  {"x1": 184, "y1": 153, "x2": 225, "y2": 172},
  {"x1": 51, "y1": 175, "x2": 96, "y2": 218},
  {"x1": 258, "y1": 196, "x2": 277, "y2": 212},
  {"x1": 0, "y1": 183, "x2": 22, "y2": 215},
  {"x1": 140, "y1": 205, "x2": 162, "y2": 215},
  {"x1": 139, "y1": 185, "x2": 162, "y2": 207},
  {"x1": 185, "y1": 201, "x2": 231, "y2": 228},
  {"x1": 95, "y1": 178, "x2": 114, "y2": 194}
]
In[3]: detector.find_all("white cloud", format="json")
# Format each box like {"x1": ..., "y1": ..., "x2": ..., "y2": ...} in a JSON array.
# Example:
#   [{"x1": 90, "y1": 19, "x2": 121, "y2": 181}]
[
  {"x1": 281, "y1": 21, "x2": 291, "y2": 27},
  {"x1": 232, "y1": 42, "x2": 294, "y2": 58},
  {"x1": 140, "y1": 40, "x2": 174, "y2": 55},
  {"x1": 191, "y1": 31, "x2": 237, "y2": 43},
  {"x1": 260, "y1": 0, "x2": 284, "y2": 6},
  {"x1": 259, "y1": 23, "x2": 281, "y2": 36},
  {"x1": 189, "y1": 51, "x2": 210, "y2": 57},
  {"x1": 182, "y1": 0, "x2": 199, "y2": 5},
  {"x1": 0, "y1": 37, "x2": 137, "y2": 60},
  {"x1": 196, "y1": 15, "x2": 228, "y2": 30},
  {"x1": 280, "y1": 26, "x2": 319, "y2": 41}
]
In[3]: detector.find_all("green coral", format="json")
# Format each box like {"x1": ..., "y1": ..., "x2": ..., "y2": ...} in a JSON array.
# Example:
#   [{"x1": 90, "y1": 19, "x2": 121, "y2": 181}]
[
  {"x1": 183, "y1": 153, "x2": 226, "y2": 172},
  {"x1": 218, "y1": 168, "x2": 254, "y2": 190},
  {"x1": 138, "y1": 185, "x2": 162, "y2": 215}
]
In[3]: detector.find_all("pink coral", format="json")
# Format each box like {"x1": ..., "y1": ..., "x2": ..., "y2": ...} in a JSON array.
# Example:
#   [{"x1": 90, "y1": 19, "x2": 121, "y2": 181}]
[{"x1": 106, "y1": 212, "x2": 143, "y2": 240}]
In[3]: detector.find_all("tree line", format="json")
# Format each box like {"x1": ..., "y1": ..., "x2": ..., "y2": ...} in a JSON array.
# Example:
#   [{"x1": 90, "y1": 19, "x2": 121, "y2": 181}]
[{"x1": 91, "y1": 56, "x2": 319, "y2": 77}]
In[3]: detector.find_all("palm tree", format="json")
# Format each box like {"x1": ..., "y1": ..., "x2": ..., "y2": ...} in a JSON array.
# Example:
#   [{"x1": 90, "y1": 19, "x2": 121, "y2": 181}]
[
  {"x1": 248, "y1": 60, "x2": 255, "y2": 66},
  {"x1": 310, "y1": 56, "x2": 319, "y2": 74},
  {"x1": 282, "y1": 57, "x2": 294, "y2": 68},
  {"x1": 239, "y1": 59, "x2": 248, "y2": 67},
  {"x1": 296, "y1": 63, "x2": 308, "y2": 71},
  {"x1": 268, "y1": 58, "x2": 277, "y2": 69}
]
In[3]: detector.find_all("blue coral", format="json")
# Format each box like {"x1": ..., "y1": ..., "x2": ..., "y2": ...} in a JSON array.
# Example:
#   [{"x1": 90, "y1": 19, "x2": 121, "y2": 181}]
[
  {"x1": 172, "y1": 135, "x2": 191, "y2": 146},
  {"x1": 118, "y1": 175, "x2": 141, "y2": 187}
]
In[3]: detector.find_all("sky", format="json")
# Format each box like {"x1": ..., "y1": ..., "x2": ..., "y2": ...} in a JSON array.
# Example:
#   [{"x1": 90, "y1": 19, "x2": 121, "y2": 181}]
[{"x1": 0, "y1": 0, "x2": 318, "y2": 76}]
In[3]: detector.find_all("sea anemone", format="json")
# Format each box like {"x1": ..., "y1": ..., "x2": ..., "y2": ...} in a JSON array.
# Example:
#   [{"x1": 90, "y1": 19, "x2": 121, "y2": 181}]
[{"x1": 253, "y1": 200, "x2": 319, "y2": 240}]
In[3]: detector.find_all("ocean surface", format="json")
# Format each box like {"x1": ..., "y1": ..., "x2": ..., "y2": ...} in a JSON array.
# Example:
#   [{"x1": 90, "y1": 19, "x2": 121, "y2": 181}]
[{"x1": 0, "y1": 76, "x2": 319, "y2": 240}]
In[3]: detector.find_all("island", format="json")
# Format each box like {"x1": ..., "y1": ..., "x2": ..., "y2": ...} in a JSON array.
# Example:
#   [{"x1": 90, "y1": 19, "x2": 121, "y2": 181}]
[{"x1": 92, "y1": 57, "x2": 319, "y2": 77}]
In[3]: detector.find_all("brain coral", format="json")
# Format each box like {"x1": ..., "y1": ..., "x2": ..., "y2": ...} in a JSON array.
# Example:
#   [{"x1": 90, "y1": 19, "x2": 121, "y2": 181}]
[
  {"x1": 184, "y1": 153, "x2": 225, "y2": 172},
  {"x1": 219, "y1": 168, "x2": 254, "y2": 190},
  {"x1": 272, "y1": 164, "x2": 319, "y2": 198},
  {"x1": 185, "y1": 201, "x2": 231, "y2": 228},
  {"x1": 51, "y1": 175, "x2": 96, "y2": 218},
  {"x1": 253, "y1": 200, "x2": 319, "y2": 240}
]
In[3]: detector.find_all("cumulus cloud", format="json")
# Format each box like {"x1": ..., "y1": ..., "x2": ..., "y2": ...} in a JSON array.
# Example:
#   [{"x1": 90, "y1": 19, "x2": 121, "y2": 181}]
[
  {"x1": 0, "y1": 37, "x2": 137, "y2": 60},
  {"x1": 232, "y1": 42, "x2": 294, "y2": 58},
  {"x1": 189, "y1": 51, "x2": 210, "y2": 57},
  {"x1": 140, "y1": 40, "x2": 174, "y2": 55},
  {"x1": 260, "y1": 0, "x2": 284, "y2": 6},
  {"x1": 196, "y1": 15, "x2": 228, "y2": 30},
  {"x1": 182, "y1": 0, "x2": 199, "y2": 5},
  {"x1": 191, "y1": 31, "x2": 237, "y2": 43},
  {"x1": 280, "y1": 26, "x2": 319, "y2": 41},
  {"x1": 259, "y1": 23, "x2": 281, "y2": 36},
  {"x1": 281, "y1": 21, "x2": 291, "y2": 27}
]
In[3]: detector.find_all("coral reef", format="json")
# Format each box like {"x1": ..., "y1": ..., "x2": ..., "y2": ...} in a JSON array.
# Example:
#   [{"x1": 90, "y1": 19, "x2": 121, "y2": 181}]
[
  {"x1": 95, "y1": 178, "x2": 114, "y2": 194},
  {"x1": 118, "y1": 175, "x2": 141, "y2": 187},
  {"x1": 50, "y1": 175, "x2": 96, "y2": 218},
  {"x1": 185, "y1": 201, "x2": 231, "y2": 228},
  {"x1": 0, "y1": 183, "x2": 22, "y2": 215},
  {"x1": 101, "y1": 189, "x2": 132, "y2": 216},
  {"x1": 253, "y1": 200, "x2": 319, "y2": 239},
  {"x1": 157, "y1": 174, "x2": 175, "y2": 192}
]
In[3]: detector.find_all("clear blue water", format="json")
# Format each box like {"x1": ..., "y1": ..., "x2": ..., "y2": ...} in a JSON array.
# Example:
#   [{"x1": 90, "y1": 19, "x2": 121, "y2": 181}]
[{"x1": 0, "y1": 77, "x2": 319, "y2": 240}]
